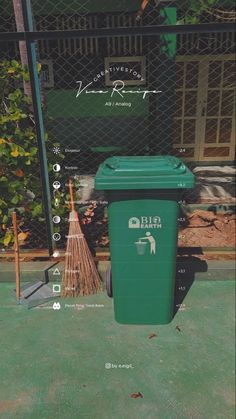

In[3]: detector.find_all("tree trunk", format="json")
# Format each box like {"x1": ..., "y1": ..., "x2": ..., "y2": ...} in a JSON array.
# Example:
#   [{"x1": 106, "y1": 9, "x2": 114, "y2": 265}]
[{"x1": 13, "y1": 0, "x2": 32, "y2": 97}]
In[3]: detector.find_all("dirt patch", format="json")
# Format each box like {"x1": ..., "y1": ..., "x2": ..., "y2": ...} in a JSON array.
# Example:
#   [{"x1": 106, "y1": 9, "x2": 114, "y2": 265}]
[
  {"x1": 178, "y1": 210, "x2": 236, "y2": 248},
  {"x1": 0, "y1": 392, "x2": 33, "y2": 414}
]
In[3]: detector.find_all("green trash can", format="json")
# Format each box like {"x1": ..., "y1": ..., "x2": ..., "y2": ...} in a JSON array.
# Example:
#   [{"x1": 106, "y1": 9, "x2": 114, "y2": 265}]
[{"x1": 95, "y1": 156, "x2": 195, "y2": 325}]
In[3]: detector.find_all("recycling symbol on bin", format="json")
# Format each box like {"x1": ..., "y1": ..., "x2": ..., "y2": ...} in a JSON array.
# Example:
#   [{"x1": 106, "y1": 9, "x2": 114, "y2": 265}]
[{"x1": 128, "y1": 217, "x2": 140, "y2": 229}]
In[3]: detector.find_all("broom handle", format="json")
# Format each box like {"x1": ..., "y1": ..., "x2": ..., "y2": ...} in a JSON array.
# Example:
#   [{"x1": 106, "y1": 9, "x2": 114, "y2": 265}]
[
  {"x1": 12, "y1": 212, "x2": 20, "y2": 300},
  {"x1": 69, "y1": 178, "x2": 75, "y2": 211}
]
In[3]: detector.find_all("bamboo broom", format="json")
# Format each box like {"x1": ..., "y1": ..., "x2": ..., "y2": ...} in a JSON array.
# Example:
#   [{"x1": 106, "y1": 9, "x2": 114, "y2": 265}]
[{"x1": 62, "y1": 178, "x2": 102, "y2": 297}]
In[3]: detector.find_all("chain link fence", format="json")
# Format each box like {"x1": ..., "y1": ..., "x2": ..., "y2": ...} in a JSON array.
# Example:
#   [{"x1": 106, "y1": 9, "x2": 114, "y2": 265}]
[
  {"x1": 0, "y1": 1, "x2": 50, "y2": 251},
  {"x1": 0, "y1": 0, "x2": 235, "y2": 252}
]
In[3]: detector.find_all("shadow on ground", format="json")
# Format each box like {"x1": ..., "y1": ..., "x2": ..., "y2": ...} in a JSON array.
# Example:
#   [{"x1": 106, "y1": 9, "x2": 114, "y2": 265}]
[{"x1": 174, "y1": 255, "x2": 208, "y2": 317}]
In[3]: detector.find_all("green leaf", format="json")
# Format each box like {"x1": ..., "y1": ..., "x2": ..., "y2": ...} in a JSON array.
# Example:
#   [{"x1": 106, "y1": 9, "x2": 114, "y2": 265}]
[
  {"x1": 31, "y1": 203, "x2": 43, "y2": 217},
  {"x1": 29, "y1": 147, "x2": 38, "y2": 156},
  {"x1": 11, "y1": 60, "x2": 19, "y2": 68},
  {"x1": 2, "y1": 215, "x2": 8, "y2": 223},
  {"x1": 22, "y1": 73, "x2": 30, "y2": 82},
  {"x1": 3, "y1": 232, "x2": 12, "y2": 246},
  {"x1": 0, "y1": 198, "x2": 7, "y2": 207},
  {"x1": 11, "y1": 195, "x2": 19, "y2": 204},
  {"x1": 7, "y1": 68, "x2": 15, "y2": 74},
  {"x1": 9, "y1": 180, "x2": 22, "y2": 189}
]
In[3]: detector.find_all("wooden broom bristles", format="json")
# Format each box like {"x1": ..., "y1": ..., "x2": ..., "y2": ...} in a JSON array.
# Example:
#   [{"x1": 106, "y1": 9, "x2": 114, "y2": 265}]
[{"x1": 62, "y1": 178, "x2": 101, "y2": 297}]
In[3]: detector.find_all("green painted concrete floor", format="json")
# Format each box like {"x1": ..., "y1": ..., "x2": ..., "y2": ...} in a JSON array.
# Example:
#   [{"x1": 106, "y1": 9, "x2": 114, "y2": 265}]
[{"x1": 0, "y1": 281, "x2": 235, "y2": 419}]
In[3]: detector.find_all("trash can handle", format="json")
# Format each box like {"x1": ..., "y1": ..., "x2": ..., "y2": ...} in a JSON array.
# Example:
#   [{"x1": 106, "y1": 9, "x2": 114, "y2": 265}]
[
  {"x1": 105, "y1": 162, "x2": 118, "y2": 170},
  {"x1": 171, "y1": 157, "x2": 184, "y2": 169}
]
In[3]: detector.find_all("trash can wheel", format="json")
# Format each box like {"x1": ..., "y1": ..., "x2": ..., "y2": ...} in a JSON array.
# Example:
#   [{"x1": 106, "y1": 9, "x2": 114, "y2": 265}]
[{"x1": 106, "y1": 265, "x2": 113, "y2": 298}]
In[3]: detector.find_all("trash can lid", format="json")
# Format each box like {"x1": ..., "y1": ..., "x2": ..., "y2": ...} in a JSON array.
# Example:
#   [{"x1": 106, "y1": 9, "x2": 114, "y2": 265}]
[{"x1": 95, "y1": 155, "x2": 195, "y2": 190}]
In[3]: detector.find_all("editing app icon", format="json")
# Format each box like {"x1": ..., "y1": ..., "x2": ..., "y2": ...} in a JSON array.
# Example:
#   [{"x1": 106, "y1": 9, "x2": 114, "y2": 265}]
[
  {"x1": 53, "y1": 284, "x2": 61, "y2": 293},
  {"x1": 52, "y1": 233, "x2": 61, "y2": 241},
  {"x1": 53, "y1": 164, "x2": 61, "y2": 172},
  {"x1": 53, "y1": 181, "x2": 61, "y2": 190},
  {"x1": 53, "y1": 251, "x2": 60, "y2": 258},
  {"x1": 53, "y1": 216, "x2": 61, "y2": 224},
  {"x1": 53, "y1": 302, "x2": 61, "y2": 310},
  {"x1": 53, "y1": 146, "x2": 60, "y2": 155}
]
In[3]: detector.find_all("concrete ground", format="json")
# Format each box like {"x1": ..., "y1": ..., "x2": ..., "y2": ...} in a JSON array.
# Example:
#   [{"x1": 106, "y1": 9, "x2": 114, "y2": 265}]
[{"x1": 0, "y1": 276, "x2": 235, "y2": 419}]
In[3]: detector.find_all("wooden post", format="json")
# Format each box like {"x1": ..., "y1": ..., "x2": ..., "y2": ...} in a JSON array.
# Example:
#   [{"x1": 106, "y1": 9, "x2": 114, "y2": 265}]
[
  {"x1": 12, "y1": 212, "x2": 21, "y2": 301},
  {"x1": 13, "y1": 0, "x2": 32, "y2": 97}
]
